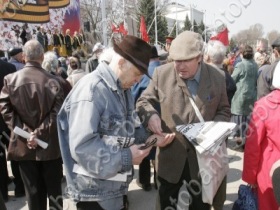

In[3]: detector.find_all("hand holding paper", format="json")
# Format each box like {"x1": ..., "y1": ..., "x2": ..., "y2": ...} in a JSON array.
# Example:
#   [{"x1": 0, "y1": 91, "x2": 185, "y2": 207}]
[{"x1": 13, "y1": 126, "x2": 48, "y2": 149}]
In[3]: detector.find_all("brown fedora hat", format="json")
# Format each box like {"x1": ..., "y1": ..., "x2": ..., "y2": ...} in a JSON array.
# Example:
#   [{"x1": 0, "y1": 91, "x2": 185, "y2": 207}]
[{"x1": 113, "y1": 35, "x2": 152, "y2": 77}]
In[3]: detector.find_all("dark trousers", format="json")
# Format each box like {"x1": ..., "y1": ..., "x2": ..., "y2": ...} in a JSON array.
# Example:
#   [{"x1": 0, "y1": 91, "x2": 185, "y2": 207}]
[
  {"x1": 2, "y1": 131, "x2": 25, "y2": 195},
  {"x1": 0, "y1": 142, "x2": 8, "y2": 200},
  {"x1": 19, "y1": 158, "x2": 63, "y2": 210},
  {"x1": 76, "y1": 196, "x2": 128, "y2": 210},
  {"x1": 76, "y1": 201, "x2": 104, "y2": 210},
  {"x1": 156, "y1": 160, "x2": 210, "y2": 210},
  {"x1": 156, "y1": 160, "x2": 226, "y2": 210},
  {"x1": 11, "y1": 160, "x2": 25, "y2": 193},
  {"x1": 0, "y1": 191, "x2": 7, "y2": 210},
  {"x1": 139, "y1": 158, "x2": 151, "y2": 185}
]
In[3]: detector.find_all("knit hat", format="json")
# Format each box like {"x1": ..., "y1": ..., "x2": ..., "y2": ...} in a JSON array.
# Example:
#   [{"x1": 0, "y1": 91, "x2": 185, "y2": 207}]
[
  {"x1": 113, "y1": 35, "x2": 152, "y2": 76},
  {"x1": 169, "y1": 31, "x2": 203, "y2": 61}
]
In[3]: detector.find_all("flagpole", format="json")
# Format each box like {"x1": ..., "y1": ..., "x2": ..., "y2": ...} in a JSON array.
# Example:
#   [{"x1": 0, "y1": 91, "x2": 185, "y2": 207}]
[
  {"x1": 101, "y1": 0, "x2": 107, "y2": 46},
  {"x1": 155, "y1": 0, "x2": 158, "y2": 45},
  {"x1": 175, "y1": 0, "x2": 178, "y2": 36},
  {"x1": 190, "y1": 4, "x2": 193, "y2": 31},
  {"x1": 204, "y1": 10, "x2": 206, "y2": 42},
  {"x1": 123, "y1": 0, "x2": 125, "y2": 31}
]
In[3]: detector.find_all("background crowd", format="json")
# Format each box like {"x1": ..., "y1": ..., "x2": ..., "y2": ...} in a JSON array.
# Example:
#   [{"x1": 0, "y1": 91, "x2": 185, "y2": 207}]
[{"x1": 0, "y1": 28, "x2": 280, "y2": 210}]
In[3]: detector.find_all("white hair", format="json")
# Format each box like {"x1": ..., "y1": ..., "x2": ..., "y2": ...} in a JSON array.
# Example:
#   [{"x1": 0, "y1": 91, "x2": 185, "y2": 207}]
[
  {"x1": 99, "y1": 47, "x2": 114, "y2": 64},
  {"x1": 42, "y1": 51, "x2": 58, "y2": 73},
  {"x1": 109, "y1": 50, "x2": 134, "y2": 70},
  {"x1": 23, "y1": 40, "x2": 44, "y2": 62},
  {"x1": 204, "y1": 40, "x2": 226, "y2": 65}
]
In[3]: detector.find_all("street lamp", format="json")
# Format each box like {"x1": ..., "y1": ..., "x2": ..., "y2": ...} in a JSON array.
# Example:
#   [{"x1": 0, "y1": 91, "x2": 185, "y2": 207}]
[
  {"x1": 189, "y1": 3, "x2": 197, "y2": 32},
  {"x1": 101, "y1": 0, "x2": 107, "y2": 46}
]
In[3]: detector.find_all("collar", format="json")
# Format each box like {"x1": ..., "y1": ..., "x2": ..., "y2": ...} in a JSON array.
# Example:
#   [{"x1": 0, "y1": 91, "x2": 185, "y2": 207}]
[
  {"x1": 97, "y1": 61, "x2": 119, "y2": 91},
  {"x1": 9, "y1": 57, "x2": 20, "y2": 63},
  {"x1": 188, "y1": 63, "x2": 201, "y2": 83},
  {"x1": 176, "y1": 62, "x2": 202, "y2": 87},
  {"x1": 24, "y1": 61, "x2": 43, "y2": 69}
]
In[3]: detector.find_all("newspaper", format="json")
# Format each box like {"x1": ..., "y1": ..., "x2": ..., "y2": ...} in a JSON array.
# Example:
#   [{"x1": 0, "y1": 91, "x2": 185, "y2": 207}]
[
  {"x1": 13, "y1": 126, "x2": 48, "y2": 149},
  {"x1": 176, "y1": 121, "x2": 237, "y2": 154}
]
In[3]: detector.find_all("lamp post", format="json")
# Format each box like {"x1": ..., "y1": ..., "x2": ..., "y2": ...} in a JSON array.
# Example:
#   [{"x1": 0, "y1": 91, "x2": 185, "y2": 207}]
[
  {"x1": 155, "y1": 0, "x2": 158, "y2": 45},
  {"x1": 101, "y1": 0, "x2": 107, "y2": 46},
  {"x1": 204, "y1": 10, "x2": 206, "y2": 41},
  {"x1": 175, "y1": 0, "x2": 178, "y2": 36},
  {"x1": 190, "y1": 3, "x2": 197, "y2": 32}
]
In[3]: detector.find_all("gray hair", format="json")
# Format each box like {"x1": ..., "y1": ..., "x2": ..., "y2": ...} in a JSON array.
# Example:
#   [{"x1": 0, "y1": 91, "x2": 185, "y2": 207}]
[
  {"x1": 23, "y1": 40, "x2": 44, "y2": 62},
  {"x1": 99, "y1": 47, "x2": 114, "y2": 64},
  {"x1": 110, "y1": 50, "x2": 134, "y2": 70},
  {"x1": 42, "y1": 51, "x2": 58, "y2": 73},
  {"x1": 204, "y1": 40, "x2": 226, "y2": 65},
  {"x1": 58, "y1": 56, "x2": 66, "y2": 65}
]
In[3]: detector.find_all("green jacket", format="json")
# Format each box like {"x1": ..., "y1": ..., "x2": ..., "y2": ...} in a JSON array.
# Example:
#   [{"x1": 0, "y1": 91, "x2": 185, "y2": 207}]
[{"x1": 231, "y1": 59, "x2": 258, "y2": 115}]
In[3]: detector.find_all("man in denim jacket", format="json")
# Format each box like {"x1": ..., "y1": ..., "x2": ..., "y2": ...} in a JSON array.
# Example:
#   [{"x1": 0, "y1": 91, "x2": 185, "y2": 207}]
[{"x1": 57, "y1": 36, "x2": 175, "y2": 210}]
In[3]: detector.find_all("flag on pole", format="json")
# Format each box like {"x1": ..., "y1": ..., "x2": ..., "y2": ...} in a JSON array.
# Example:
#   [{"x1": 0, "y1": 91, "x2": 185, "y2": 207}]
[
  {"x1": 139, "y1": 16, "x2": 149, "y2": 42},
  {"x1": 210, "y1": 27, "x2": 229, "y2": 46},
  {"x1": 111, "y1": 23, "x2": 119, "y2": 33},
  {"x1": 112, "y1": 22, "x2": 127, "y2": 35},
  {"x1": 119, "y1": 22, "x2": 128, "y2": 36}
]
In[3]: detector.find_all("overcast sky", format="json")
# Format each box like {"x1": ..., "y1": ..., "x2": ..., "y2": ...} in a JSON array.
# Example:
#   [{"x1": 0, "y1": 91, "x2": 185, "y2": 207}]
[{"x1": 176, "y1": 0, "x2": 278, "y2": 37}]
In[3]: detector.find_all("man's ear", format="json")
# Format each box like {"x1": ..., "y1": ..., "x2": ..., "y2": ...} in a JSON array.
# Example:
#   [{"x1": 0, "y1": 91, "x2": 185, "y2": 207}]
[
  {"x1": 197, "y1": 54, "x2": 203, "y2": 63},
  {"x1": 118, "y1": 57, "x2": 125, "y2": 69},
  {"x1": 203, "y1": 55, "x2": 209, "y2": 63},
  {"x1": 41, "y1": 53, "x2": 44, "y2": 61},
  {"x1": 275, "y1": 50, "x2": 280, "y2": 58}
]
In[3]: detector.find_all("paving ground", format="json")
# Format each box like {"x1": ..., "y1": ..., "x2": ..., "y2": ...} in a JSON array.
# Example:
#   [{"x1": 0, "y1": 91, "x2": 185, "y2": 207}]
[{"x1": 5, "y1": 140, "x2": 244, "y2": 210}]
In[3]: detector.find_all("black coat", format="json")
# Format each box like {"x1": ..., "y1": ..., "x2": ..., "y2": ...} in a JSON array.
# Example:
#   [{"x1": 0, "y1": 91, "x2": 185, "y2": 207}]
[{"x1": 0, "y1": 60, "x2": 16, "y2": 136}]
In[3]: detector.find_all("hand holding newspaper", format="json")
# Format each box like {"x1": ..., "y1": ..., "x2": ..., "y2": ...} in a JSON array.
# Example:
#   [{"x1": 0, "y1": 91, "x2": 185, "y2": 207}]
[
  {"x1": 13, "y1": 126, "x2": 48, "y2": 149},
  {"x1": 176, "y1": 121, "x2": 237, "y2": 154}
]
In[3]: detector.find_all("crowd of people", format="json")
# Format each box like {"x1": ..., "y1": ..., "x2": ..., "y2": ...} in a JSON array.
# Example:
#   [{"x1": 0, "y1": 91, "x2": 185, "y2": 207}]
[
  {"x1": 19, "y1": 25, "x2": 87, "y2": 57},
  {"x1": 0, "y1": 29, "x2": 279, "y2": 210}
]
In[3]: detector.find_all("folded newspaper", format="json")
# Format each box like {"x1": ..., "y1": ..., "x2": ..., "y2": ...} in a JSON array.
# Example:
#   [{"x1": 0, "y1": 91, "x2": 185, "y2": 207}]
[
  {"x1": 13, "y1": 126, "x2": 48, "y2": 149},
  {"x1": 176, "y1": 121, "x2": 237, "y2": 154}
]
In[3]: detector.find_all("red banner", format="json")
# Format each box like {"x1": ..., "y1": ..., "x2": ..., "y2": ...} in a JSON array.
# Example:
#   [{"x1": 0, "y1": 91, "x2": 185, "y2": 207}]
[
  {"x1": 210, "y1": 27, "x2": 229, "y2": 46},
  {"x1": 139, "y1": 16, "x2": 149, "y2": 43}
]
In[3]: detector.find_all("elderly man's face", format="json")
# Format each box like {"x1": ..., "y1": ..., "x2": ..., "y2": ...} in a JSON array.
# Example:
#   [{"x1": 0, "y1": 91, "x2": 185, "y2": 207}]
[
  {"x1": 118, "y1": 60, "x2": 143, "y2": 89},
  {"x1": 15, "y1": 52, "x2": 23, "y2": 62},
  {"x1": 174, "y1": 55, "x2": 201, "y2": 79},
  {"x1": 165, "y1": 42, "x2": 171, "y2": 52}
]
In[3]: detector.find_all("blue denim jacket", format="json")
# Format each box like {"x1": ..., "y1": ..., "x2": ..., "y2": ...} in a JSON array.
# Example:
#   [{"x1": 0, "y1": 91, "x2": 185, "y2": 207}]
[{"x1": 57, "y1": 62, "x2": 147, "y2": 207}]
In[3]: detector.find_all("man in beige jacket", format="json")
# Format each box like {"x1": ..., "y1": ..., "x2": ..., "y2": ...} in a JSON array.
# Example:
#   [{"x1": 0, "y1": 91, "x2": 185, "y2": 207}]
[{"x1": 136, "y1": 31, "x2": 230, "y2": 210}]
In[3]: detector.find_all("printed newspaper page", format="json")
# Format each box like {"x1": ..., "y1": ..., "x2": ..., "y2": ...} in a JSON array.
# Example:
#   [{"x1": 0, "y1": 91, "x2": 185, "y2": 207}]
[{"x1": 176, "y1": 121, "x2": 237, "y2": 154}]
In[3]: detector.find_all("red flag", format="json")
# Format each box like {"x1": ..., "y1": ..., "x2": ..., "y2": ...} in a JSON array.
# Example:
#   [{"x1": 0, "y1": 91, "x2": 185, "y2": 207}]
[
  {"x1": 111, "y1": 23, "x2": 119, "y2": 33},
  {"x1": 139, "y1": 16, "x2": 149, "y2": 42},
  {"x1": 119, "y1": 22, "x2": 128, "y2": 36},
  {"x1": 210, "y1": 27, "x2": 229, "y2": 46}
]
